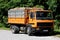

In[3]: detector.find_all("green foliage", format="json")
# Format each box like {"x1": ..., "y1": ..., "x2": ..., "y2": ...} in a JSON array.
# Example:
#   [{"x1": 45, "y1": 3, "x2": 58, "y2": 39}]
[
  {"x1": 35, "y1": 5, "x2": 44, "y2": 9},
  {"x1": 0, "y1": 23, "x2": 5, "y2": 27},
  {"x1": 54, "y1": 20, "x2": 60, "y2": 32}
]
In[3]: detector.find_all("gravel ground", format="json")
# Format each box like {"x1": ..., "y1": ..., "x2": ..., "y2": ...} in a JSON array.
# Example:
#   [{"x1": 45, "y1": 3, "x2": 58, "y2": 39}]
[{"x1": 0, "y1": 30, "x2": 60, "y2": 40}]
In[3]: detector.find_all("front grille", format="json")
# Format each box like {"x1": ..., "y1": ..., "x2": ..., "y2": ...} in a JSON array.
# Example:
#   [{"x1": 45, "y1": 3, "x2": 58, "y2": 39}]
[{"x1": 37, "y1": 23, "x2": 53, "y2": 27}]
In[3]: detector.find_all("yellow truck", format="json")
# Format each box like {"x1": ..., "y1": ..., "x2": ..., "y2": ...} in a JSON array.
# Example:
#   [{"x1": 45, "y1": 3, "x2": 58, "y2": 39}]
[{"x1": 8, "y1": 7, "x2": 54, "y2": 35}]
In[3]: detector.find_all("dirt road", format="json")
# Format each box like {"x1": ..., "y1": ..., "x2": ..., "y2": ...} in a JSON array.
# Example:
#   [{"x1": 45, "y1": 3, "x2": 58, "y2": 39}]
[{"x1": 0, "y1": 30, "x2": 60, "y2": 40}]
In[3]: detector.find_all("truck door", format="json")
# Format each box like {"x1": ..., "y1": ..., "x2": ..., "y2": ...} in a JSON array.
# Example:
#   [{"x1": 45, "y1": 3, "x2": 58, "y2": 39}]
[{"x1": 29, "y1": 12, "x2": 35, "y2": 26}]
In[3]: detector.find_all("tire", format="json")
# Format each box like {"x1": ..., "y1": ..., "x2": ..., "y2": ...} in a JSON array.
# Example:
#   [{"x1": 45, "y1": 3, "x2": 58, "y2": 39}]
[
  {"x1": 10, "y1": 25, "x2": 19, "y2": 34},
  {"x1": 27, "y1": 25, "x2": 33, "y2": 36}
]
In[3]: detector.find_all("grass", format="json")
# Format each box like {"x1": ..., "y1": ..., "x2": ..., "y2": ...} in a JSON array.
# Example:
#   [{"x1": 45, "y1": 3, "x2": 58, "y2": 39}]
[
  {"x1": 0, "y1": 27, "x2": 10, "y2": 30},
  {"x1": 54, "y1": 31, "x2": 60, "y2": 37},
  {"x1": 55, "y1": 35, "x2": 60, "y2": 37},
  {"x1": 54, "y1": 26, "x2": 60, "y2": 37}
]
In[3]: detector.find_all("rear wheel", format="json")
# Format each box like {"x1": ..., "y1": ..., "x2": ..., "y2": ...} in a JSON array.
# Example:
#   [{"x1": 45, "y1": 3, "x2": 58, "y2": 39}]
[{"x1": 10, "y1": 25, "x2": 19, "y2": 34}]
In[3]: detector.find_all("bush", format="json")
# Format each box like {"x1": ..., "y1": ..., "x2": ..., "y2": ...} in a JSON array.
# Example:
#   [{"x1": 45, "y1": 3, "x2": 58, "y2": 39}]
[
  {"x1": 0, "y1": 23, "x2": 5, "y2": 27},
  {"x1": 54, "y1": 20, "x2": 60, "y2": 31}
]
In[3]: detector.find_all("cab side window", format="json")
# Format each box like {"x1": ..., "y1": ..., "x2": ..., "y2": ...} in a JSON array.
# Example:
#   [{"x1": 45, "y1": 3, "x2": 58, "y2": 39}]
[{"x1": 30, "y1": 12, "x2": 34, "y2": 19}]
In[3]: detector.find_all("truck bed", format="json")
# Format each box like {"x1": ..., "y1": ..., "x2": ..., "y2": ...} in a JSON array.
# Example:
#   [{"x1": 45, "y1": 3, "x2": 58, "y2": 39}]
[{"x1": 8, "y1": 7, "x2": 26, "y2": 24}]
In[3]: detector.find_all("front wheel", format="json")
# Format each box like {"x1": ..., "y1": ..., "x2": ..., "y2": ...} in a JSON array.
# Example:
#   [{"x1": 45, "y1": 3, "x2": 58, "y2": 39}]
[{"x1": 27, "y1": 26, "x2": 33, "y2": 36}]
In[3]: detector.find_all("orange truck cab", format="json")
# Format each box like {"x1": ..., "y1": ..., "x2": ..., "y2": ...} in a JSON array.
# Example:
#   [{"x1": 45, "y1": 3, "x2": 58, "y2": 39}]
[{"x1": 8, "y1": 7, "x2": 54, "y2": 35}]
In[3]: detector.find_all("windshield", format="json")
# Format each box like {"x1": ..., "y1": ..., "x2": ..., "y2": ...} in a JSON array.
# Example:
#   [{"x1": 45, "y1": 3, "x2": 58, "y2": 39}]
[{"x1": 36, "y1": 11, "x2": 53, "y2": 20}]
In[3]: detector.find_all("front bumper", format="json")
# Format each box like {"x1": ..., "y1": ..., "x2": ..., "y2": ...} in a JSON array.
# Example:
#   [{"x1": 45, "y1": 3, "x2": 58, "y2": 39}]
[{"x1": 32, "y1": 27, "x2": 53, "y2": 33}]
